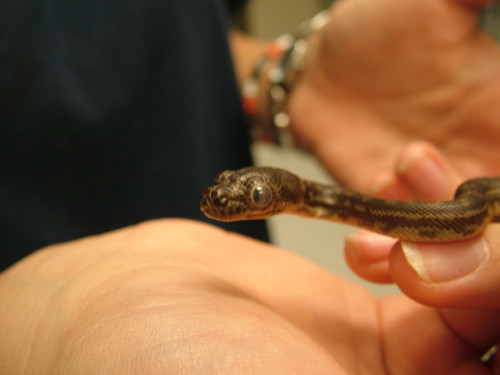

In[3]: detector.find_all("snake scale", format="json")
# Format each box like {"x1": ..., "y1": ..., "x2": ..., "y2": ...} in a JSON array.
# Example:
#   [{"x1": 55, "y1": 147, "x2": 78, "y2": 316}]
[{"x1": 200, "y1": 166, "x2": 500, "y2": 242}]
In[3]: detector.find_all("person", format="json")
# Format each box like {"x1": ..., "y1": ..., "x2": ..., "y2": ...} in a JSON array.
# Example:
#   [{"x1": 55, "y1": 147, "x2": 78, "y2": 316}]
[{"x1": 2, "y1": 0, "x2": 500, "y2": 373}]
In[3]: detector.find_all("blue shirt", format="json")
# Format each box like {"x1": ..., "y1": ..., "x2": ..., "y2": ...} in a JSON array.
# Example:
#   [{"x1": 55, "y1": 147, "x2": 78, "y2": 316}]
[{"x1": 0, "y1": 0, "x2": 268, "y2": 269}]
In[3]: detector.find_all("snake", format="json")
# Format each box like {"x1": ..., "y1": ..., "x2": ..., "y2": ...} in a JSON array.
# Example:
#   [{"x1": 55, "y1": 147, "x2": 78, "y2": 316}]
[{"x1": 200, "y1": 166, "x2": 500, "y2": 242}]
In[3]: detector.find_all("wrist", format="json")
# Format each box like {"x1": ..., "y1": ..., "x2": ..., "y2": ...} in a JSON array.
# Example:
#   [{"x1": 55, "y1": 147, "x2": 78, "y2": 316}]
[{"x1": 242, "y1": 11, "x2": 330, "y2": 147}]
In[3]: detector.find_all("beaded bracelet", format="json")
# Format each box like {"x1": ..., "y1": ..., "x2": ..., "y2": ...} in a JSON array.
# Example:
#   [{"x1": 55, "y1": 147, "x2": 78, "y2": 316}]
[{"x1": 242, "y1": 10, "x2": 329, "y2": 147}]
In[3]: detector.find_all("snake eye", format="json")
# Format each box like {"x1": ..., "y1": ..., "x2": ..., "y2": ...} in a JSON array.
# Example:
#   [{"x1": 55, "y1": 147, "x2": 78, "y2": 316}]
[{"x1": 251, "y1": 185, "x2": 272, "y2": 209}]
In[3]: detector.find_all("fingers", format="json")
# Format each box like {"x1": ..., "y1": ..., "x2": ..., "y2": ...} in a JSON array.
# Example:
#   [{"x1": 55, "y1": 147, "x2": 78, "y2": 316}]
[
  {"x1": 346, "y1": 140, "x2": 500, "y2": 355},
  {"x1": 389, "y1": 227, "x2": 500, "y2": 353},
  {"x1": 346, "y1": 141, "x2": 462, "y2": 283},
  {"x1": 345, "y1": 231, "x2": 397, "y2": 283},
  {"x1": 394, "y1": 141, "x2": 462, "y2": 200},
  {"x1": 373, "y1": 141, "x2": 462, "y2": 201},
  {"x1": 391, "y1": 227, "x2": 500, "y2": 309}
]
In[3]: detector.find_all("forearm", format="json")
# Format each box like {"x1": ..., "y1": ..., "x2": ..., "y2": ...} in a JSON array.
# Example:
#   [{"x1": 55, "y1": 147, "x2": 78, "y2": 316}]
[{"x1": 227, "y1": 13, "x2": 329, "y2": 147}]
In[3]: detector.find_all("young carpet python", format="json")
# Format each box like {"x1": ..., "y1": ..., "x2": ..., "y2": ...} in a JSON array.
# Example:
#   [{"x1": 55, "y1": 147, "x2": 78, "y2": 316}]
[{"x1": 200, "y1": 166, "x2": 500, "y2": 242}]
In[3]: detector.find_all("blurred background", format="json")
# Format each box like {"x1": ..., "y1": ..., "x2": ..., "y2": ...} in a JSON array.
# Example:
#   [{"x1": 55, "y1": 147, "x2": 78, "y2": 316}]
[
  {"x1": 245, "y1": 0, "x2": 334, "y2": 38},
  {"x1": 238, "y1": 0, "x2": 500, "y2": 297},
  {"x1": 242, "y1": 0, "x2": 400, "y2": 297}
]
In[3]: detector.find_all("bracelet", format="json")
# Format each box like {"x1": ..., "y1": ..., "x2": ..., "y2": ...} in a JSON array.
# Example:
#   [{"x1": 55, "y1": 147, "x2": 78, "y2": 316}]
[{"x1": 242, "y1": 10, "x2": 330, "y2": 147}]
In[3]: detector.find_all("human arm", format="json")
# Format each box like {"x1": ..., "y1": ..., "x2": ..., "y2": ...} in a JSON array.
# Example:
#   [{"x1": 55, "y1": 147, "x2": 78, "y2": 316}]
[{"x1": 0, "y1": 219, "x2": 497, "y2": 374}]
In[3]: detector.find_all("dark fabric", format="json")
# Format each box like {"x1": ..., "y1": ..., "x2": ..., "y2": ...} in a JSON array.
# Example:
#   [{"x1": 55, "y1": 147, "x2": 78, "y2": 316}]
[
  {"x1": 0, "y1": 0, "x2": 267, "y2": 270},
  {"x1": 225, "y1": 0, "x2": 248, "y2": 14}
]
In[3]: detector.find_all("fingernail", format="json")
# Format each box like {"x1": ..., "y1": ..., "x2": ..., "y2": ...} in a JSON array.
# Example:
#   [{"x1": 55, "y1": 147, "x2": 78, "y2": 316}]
[
  {"x1": 397, "y1": 146, "x2": 450, "y2": 198},
  {"x1": 401, "y1": 239, "x2": 490, "y2": 283}
]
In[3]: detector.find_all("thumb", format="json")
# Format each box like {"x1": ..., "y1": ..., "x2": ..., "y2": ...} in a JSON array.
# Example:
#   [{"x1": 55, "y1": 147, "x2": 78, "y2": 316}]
[
  {"x1": 394, "y1": 141, "x2": 462, "y2": 201},
  {"x1": 390, "y1": 226, "x2": 500, "y2": 353},
  {"x1": 391, "y1": 230, "x2": 499, "y2": 307}
]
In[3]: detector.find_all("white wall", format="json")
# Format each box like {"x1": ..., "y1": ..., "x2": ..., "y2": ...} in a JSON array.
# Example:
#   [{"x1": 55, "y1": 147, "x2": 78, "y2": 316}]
[{"x1": 246, "y1": 0, "x2": 323, "y2": 39}]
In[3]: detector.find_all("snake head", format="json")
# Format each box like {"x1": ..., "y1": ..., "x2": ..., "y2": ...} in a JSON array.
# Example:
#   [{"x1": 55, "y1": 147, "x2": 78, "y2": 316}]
[{"x1": 200, "y1": 167, "x2": 303, "y2": 222}]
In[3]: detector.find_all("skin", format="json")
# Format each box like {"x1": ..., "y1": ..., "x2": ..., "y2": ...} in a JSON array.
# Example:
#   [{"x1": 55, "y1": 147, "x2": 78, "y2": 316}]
[
  {"x1": 343, "y1": 141, "x2": 500, "y2": 374},
  {"x1": 0, "y1": 219, "x2": 498, "y2": 374},
  {"x1": 2, "y1": 0, "x2": 500, "y2": 373},
  {"x1": 286, "y1": 3, "x2": 500, "y2": 362},
  {"x1": 288, "y1": 0, "x2": 500, "y2": 193}
]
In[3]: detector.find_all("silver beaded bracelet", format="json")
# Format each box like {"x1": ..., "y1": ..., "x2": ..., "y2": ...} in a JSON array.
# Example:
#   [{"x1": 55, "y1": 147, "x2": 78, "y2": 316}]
[{"x1": 242, "y1": 10, "x2": 330, "y2": 147}]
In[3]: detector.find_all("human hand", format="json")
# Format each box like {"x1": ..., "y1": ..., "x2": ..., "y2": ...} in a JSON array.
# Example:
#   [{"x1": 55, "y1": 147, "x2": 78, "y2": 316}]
[
  {"x1": 0, "y1": 219, "x2": 496, "y2": 374},
  {"x1": 345, "y1": 141, "x2": 500, "y2": 373},
  {"x1": 289, "y1": 0, "x2": 500, "y2": 192}
]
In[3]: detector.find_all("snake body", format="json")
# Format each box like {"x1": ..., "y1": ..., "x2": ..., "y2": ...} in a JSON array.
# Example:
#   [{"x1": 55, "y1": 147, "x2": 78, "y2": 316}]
[{"x1": 200, "y1": 166, "x2": 500, "y2": 242}]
